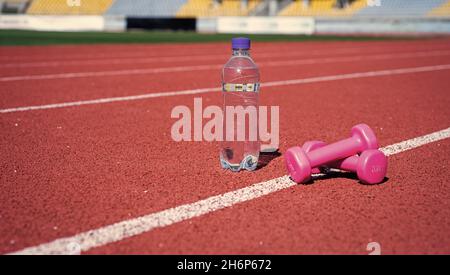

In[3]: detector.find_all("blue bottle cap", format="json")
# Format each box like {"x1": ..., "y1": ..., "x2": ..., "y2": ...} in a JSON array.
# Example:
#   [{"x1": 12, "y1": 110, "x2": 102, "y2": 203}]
[{"x1": 231, "y1": 37, "x2": 251, "y2": 50}]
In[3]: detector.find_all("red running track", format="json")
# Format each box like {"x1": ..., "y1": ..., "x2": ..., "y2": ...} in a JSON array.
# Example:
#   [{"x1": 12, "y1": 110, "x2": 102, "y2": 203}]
[{"x1": 0, "y1": 38, "x2": 450, "y2": 254}]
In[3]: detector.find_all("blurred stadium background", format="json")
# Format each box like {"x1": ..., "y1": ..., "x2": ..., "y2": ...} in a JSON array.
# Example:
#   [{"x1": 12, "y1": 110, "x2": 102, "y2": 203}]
[
  {"x1": 1, "y1": 2, "x2": 450, "y2": 256},
  {"x1": 0, "y1": 0, "x2": 449, "y2": 36}
]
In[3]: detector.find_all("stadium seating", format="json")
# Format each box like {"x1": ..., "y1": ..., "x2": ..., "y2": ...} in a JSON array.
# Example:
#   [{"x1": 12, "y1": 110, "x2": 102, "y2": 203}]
[
  {"x1": 279, "y1": 0, "x2": 366, "y2": 17},
  {"x1": 3, "y1": 0, "x2": 449, "y2": 18},
  {"x1": 177, "y1": 0, "x2": 261, "y2": 17},
  {"x1": 175, "y1": 0, "x2": 211, "y2": 17},
  {"x1": 107, "y1": 0, "x2": 187, "y2": 17},
  {"x1": 27, "y1": 0, "x2": 113, "y2": 15},
  {"x1": 355, "y1": 0, "x2": 448, "y2": 17},
  {"x1": 212, "y1": 0, "x2": 261, "y2": 16}
]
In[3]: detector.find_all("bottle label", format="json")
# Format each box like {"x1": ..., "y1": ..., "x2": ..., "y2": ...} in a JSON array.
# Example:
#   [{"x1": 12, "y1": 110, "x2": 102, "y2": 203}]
[{"x1": 222, "y1": 83, "x2": 260, "y2": 92}]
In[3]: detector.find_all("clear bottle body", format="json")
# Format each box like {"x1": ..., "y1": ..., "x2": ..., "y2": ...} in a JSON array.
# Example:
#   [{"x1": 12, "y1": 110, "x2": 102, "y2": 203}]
[{"x1": 220, "y1": 49, "x2": 260, "y2": 172}]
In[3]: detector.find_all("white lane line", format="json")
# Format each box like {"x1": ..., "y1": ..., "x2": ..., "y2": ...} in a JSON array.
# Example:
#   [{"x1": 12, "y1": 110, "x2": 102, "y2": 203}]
[
  {"x1": 0, "y1": 47, "x2": 362, "y2": 68},
  {"x1": 0, "y1": 45, "x2": 388, "y2": 64},
  {"x1": 1, "y1": 63, "x2": 450, "y2": 114},
  {"x1": 2, "y1": 43, "x2": 449, "y2": 67},
  {"x1": 0, "y1": 54, "x2": 228, "y2": 68},
  {"x1": 8, "y1": 127, "x2": 450, "y2": 255},
  {"x1": 1, "y1": 50, "x2": 450, "y2": 82},
  {"x1": 0, "y1": 64, "x2": 222, "y2": 82},
  {"x1": 0, "y1": 87, "x2": 221, "y2": 113},
  {"x1": 1, "y1": 45, "x2": 439, "y2": 68},
  {"x1": 381, "y1": 128, "x2": 450, "y2": 156},
  {"x1": 0, "y1": 51, "x2": 161, "y2": 62},
  {"x1": 262, "y1": 64, "x2": 450, "y2": 88},
  {"x1": 262, "y1": 50, "x2": 450, "y2": 67}
]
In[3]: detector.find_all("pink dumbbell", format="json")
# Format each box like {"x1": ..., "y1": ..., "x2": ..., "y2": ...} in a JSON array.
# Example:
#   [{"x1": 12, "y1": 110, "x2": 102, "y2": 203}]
[
  {"x1": 302, "y1": 141, "x2": 387, "y2": 184},
  {"x1": 285, "y1": 124, "x2": 379, "y2": 183}
]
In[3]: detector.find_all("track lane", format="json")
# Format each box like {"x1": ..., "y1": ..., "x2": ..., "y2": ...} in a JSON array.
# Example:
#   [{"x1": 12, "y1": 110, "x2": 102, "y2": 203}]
[
  {"x1": 1, "y1": 67, "x2": 449, "y2": 254},
  {"x1": 85, "y1": 139, "x2": 450, "y2": 254},
  {"x1": 1, "y1": 53, "x2": 450, "y2": 109},
  {"x1": 2, "y1": 42, "x2": 450, "y2": 74},
  {"x1": 2, "y1": 49, "x2": 450, "y2": 79},
  {"x1": 1, "y1": 38, "x2": 450, "y2": 62}
]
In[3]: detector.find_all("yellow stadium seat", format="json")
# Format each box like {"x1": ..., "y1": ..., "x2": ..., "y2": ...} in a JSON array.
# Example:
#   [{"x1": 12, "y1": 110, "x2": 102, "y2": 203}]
[
  {"x1": 176, "y1": 0, "x2": 213, "y2": 17},
  {"x1": 177, "y1": 0, "x2": 260, "y2": 17},
  {"x1": 280, "y1": 0, "x2": 367, "y2": 17},
  {"x1": 27, "y1": 0, "x2": 114, "y2": 15},
  {"x1": 428, "y1": 0, "x2": 450, "y2": 17}
]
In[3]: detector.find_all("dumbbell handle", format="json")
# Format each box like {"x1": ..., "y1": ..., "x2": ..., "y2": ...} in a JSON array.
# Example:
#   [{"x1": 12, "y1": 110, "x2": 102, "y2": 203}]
[
  {"x1": 333, "y1": 156, "x2": 358, "y2": 172},
  {"x1": 308, "y1": 138, "x2": 363, "y2": 168}
]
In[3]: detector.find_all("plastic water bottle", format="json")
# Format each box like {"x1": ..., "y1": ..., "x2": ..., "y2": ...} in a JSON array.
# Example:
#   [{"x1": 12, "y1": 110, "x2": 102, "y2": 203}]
[{"x1": 220, "y1": 37, "x2": 260, "y2": 172}]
